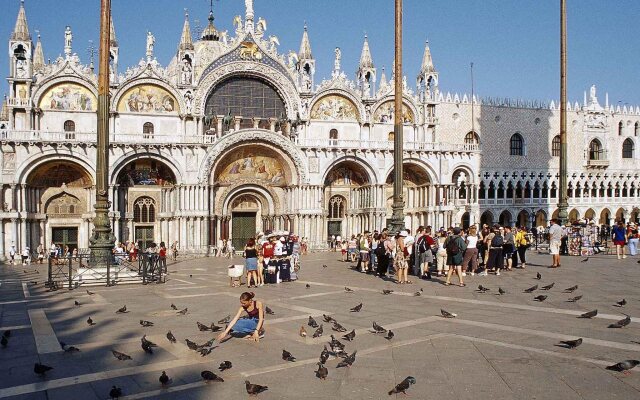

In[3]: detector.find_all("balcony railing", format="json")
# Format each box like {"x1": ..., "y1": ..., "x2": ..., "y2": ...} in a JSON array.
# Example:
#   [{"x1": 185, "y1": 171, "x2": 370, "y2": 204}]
[
  {"x1": 298, "y1": 138, "x2": 479, "y2": 152},
  {"x1": 7, "y1": 97, "x2": 32, "y2": 107},
  {"x1": 0, "y1": 130, "x2": 217, "y2": 145}
]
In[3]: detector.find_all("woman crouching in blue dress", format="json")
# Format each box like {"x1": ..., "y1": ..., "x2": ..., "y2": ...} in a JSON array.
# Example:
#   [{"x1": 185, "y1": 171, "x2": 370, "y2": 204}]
[{"x1": 217, "y1": 292, "x2": 265, "y2": 342}]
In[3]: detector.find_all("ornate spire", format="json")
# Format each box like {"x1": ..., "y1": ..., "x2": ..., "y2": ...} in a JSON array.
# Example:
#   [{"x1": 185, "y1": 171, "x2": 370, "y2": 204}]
[
  {"x1": 12, "y1": 0, "x2": 31, "y2": 41},
  {"x1": 201, "y1": 2, "x2": 219, "y2": 41},
  {"x1": 359, "y1": 34, "x2": 374, "y2": 69},
  {"x1": 379, "y1": 66, "x2": 387, "y2": 87},
  {"x1": 245, "y1": 0, "x2": 255, "y2": 33},
  {"x1": 420, "y1": 40, "x2": 436, "y2": 74},
  {"x1": 298, "y1": 24, "x2": 312, "y2": 60},
  {"x1": 110, "y1": 14, "x2": 118, "y2": 47},
  {"x1": 179, "y1": 10, "x2": 194, "y2": 50},
  {"x1": 33, "y1": 32, "x2": 44, "y2": 71}
]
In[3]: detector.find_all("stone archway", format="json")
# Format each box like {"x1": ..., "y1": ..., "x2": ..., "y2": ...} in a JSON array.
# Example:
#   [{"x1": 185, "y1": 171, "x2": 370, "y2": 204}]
[
  {"x1": 385, "y1": 163, "x2": 433, "y2": 231},
  {"x1": 23, "y1": 160, "x2": 93, "y2": 251}
]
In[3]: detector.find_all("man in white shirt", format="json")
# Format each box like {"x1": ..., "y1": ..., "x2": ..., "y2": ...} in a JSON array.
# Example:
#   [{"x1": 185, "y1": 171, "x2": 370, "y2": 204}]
[{"x1": 548, "y1": 219, "x2": 563, "y2": 268}]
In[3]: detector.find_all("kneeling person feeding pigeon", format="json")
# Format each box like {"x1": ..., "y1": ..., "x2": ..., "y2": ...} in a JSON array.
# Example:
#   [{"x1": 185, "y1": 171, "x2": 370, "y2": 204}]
[{"x1": 217, "y1": 292, "x2": 265, "y2": 342}]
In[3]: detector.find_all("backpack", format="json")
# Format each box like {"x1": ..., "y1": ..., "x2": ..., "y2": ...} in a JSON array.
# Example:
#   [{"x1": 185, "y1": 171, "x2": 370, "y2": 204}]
[
  {"x1": 375, "y1": 241, "x2": 387, "y2": 257},
  {"x1": 417, "y1": 236, "x2": 429, "y2": 254},
  {"x1": 491, "y1": 234, "x2": 504, "y2": 247},
  {"x1": 446, "y1": 236, "x2": 461, "y2": 255}
]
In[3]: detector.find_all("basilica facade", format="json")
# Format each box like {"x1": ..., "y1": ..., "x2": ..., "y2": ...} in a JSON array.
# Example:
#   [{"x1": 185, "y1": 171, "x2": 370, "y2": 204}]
[{"x1": 1, "y1": 1, "x2": 639, "y2": 256}]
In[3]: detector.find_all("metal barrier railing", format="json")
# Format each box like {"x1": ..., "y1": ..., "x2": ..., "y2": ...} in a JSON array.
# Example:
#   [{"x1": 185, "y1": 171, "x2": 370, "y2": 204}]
[{"x1": 46, "y1": 252, "x2": 165, "y2": 290}]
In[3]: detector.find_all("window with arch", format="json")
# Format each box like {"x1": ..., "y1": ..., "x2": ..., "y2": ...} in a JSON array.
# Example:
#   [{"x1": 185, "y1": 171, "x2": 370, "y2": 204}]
[
  {"x1": 623, "y1": 138, "x2": 634, "y2": 159},
  {"x1": 464, "y1": 131, "x2": 479, "y2": 145},
  {"x1": 329, "y1": 129, "x2": 338, "y2": 145},
  {"x1": 510, "y1": 133, "x2": 524, "y2": 156},
  {"x1": 589, "y1": 139, "x2": 603, "y2": 160},
  {"x1": 133, "y1": 197, "x2": 156, "y2": 223},
  {"x1": 328, "y1": 195, "x2": 346, "y2": 219},
  {"x1": 64, "y1": 120, "x2": 75, "y2": 140},
  {"x1": 552, "y1": 135, "x2": 561, "y2": 157},
  {"x1": 618, "y1": 121, "x2": 623, "y2": 136},
  {"x1": 143, "y1": 122, "x2": 154, "y2": 139}
]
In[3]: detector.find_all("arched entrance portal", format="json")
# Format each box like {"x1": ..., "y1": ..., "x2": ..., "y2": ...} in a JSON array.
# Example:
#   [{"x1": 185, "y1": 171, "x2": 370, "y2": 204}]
[
  {"x1": 385, "y1": 163, "x2": 432, "y2": 230},
  {"x1": 25, "y1": 160, "x2": 93, "y2": 251},
  {"x1": 229, "y1": 194, "x2": 263, "y2": 251},
  {"x1": 115, "y1": 158, "x2": 176, "y2": 247},
  {"x1": 324, "y1": 160, "x2": 371, "y2": 238}
]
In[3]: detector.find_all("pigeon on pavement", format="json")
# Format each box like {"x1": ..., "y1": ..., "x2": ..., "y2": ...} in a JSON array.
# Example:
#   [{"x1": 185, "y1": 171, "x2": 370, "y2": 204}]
[
  {"x1": 299, "y1": 326, "x2": 307, "y2": 337},
  {"x1": 606, "y1": 360, "x2": 640, "y2": 374},
  {"x1": 385, "y1": 330, "x2": 394, "y2": 340},
  {"x1": 115, "y1": 305, "x2": 127, "y2": 314},
  {"x1": 372, "y1": 322, "x2": 387, "y2": 334},
  {"x1": 345, "y1": 287, "x2": 354, "y2": 293},
  {"x1": 87, "y1": 317, "x2": 95, "y2": 326},
  {"x1": 441, "y1": 309, "x2": 457, "y2": 318},
  {"x1": 536, "y1": 272, "x2": 542, "y2": 280},
  {"x1": 86, "y1": 289, "x2": 95, "y2": 295},
  {"x1": 197, "y1": 322, "x2": 211, "y2": 331},
  {"x1": 111, "y1": 350, "x2": 132, "y2": 361},
  {"x1": 336, "y1": 351, "x2": 357, "y2": 368},
  {"x1": 219, "y1": 361, "x2": 232, "y2": 371},
  {"x1": 477, "y1": 285, "x2": 490, "y2": 293},
  {"x1": 343, "y1": 329, "x2": 356, "y2": 341},
  {"x1": 166, "y1": 331, "x2": 176, "y2": 343},
  {"x1": 313, "y1": 324, "x2": 324, "y2": 338},
  {"x1": 564, "y1": 285, "x2": 578, "y2": 293},
  {"x1": 177, "y1": 308, "x2": 188, "y2": 315},
  {"x1": 382, "y1": 289, "x2": 394, "y2": 295},
  {"x1": 534, "y1": 295, "x2": 548, "y2": 302},
  {"x1": 170, "y1": 303, "x2": 178, "y2": 310},
  {"x1": 265, "y1": 306, "x2": 275, "y2": 315},
  {"x1": 524, "y1": 285, "x2": 538, "y2": 293},
  {"x1": 139, "y1": 320, "x2": 154, "y2": 327},
  {"x1": 556, "y1": 338, "x2": 583, "y2": 349},
  {"x1": 350, "y1": 303, "x2": 363, "y2": 312},
  {"x1": 332, "y1": 322, "x2": 347, "y2": 333},
  {"x1": 282, "y1": 349, "x2": 296, "y2": 362},
  {"x1": 316, "y1": 362, "x2": 328, "y2": 379},
  {"x1": 201, "y1": 370, "x2": 224, "y2": 382},
  {"x1": 609, "y1": 315, "x2": 632, "y2": 328},
  {"x1": 320, "y1": 346, "x2": 330, "y2": 364},
  {"x1": 541, "y1": 283, "x2": 555, "y2": 290},
  {"x1": 308, "y1": 316, "x2": 319, "y2": 328},
  {"x1": 498, "y1": 287, "x2": 506, "y2": 295},
  {"x1": 568, "y1": 295, "x2": 583, "y2": 302},
  {"x1": 578, "y1": 309, "x2": 598, "y2": 319},
  {"x1": 218, "y1": 315, "x2": 231, "y2": 324},
  {"x1": 616, "y1": 299, "x2": 627, "y2": 307},
  {"x1": 388, "y1": 376, "x2": 417, "y2": 395},
  {"x1": 33, "y1": 363, "x2": 53, "y2": 376},
  {"x1": 323, "y1": 314, "x2": 336, "y2": 323},
  {"x1": 245, "y1": 380, "x2": 268, "y2": 396},
  {"x1": 109, "y1": 386, "x2": 122, "y2": 399}
]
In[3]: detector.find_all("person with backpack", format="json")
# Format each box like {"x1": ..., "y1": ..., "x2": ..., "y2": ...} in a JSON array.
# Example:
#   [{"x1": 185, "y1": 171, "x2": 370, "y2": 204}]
[
  {"x1": 415, "y1": 226, "x2": 433, "y2": 279},
  {"x1": 375, "y1": 232, "x2": 390, "y2": 278},
  {"x1": 503, "y1": 226, "x2": 515, "y2": 271},
  {"x1": 515, "y1": 226, "x2": 529, "y2": 268},
  {"x1": 435, "y1": 230, "x2": 448, "y2": 277},
  {"x1": 486, "y1": 225, "x2": 505, "y2": 275},
  {"x1": 444, "y1": 227, "x2": 467, "y2": 287}
]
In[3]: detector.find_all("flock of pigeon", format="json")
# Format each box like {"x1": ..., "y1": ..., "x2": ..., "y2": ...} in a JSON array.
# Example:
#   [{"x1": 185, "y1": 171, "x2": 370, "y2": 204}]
[
  {"x1": 439, "y1": 271, "x2": 639, "y2": 375},
  {"x1": 3, "y1": 265, "x2": 639, "y2": 398}
]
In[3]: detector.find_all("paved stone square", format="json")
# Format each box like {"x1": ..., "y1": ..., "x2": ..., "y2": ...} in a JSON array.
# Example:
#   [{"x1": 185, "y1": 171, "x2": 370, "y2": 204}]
[{"x1": 0, "y1": 250, "x2": 639, "y2": 400}]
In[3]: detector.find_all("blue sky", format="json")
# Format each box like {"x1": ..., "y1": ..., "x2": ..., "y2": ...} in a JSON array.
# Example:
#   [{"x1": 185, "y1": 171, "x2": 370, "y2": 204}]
[{"x1": 2, "y1": 0, "x2": 639, "y2": 106}]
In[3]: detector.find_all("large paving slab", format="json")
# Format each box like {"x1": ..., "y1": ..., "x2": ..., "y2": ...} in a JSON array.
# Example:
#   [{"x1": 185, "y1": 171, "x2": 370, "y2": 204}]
[{"x1": 0, "y1": 250, "x2": 639, "y2": 399}]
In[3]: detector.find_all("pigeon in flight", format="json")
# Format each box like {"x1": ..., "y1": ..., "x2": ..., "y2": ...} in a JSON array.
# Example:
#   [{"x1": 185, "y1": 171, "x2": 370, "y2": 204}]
[
  {"x1": 201, "y1": 370, "x2": 224, "y2": 382},
  {"x1": 308, "y1": 316, "x2": 319, "y2": 328},
  {"x1": 350, "y1": 303, "x2": 363, "y2": 312},
  {"x1": 524, "y1": 285, "x2": 538, "y2": 293},
  {"x1": 388, "y1": 376, "x2": 417, "y2": 395},
  {"x1": 219, "y1": 361, "x2": 232, "y2": 371},
  {"x1": 608, "y1": 315, "x2": 631, "y2": 328},
  {"x1": 606, "y1": 360, "x2": 640, "y2": 374},
  {"x1": 441, "y1": 309, "x2": 457, "y2": 318},
  {"x1": 578, "y1": 309, "x2": 598, "y2": 319},
  {"x1": 315, "y1": 362, "x2": 328, "y2": 379},
  {"x1": 245, "y1": 380, "x2": 268, "y2": 395},
  {"x1": 556, "y1": 338, "x2": 583, "y2": 349},
  {"x1": 541, "y1": 283, "x2": 555, "y2": 290},
  {"x1": 282, "y1": 349, "x2": 296, "y2": 362},
  {"x1": 166, "y1": 331, "x2": 176, "y2": 343},
  {"x1": 342, "y1": 329, "x2": 356, "y2": 341},
  {"x1": 111, "y1": 350, "x2": 132, "y2": 361}
]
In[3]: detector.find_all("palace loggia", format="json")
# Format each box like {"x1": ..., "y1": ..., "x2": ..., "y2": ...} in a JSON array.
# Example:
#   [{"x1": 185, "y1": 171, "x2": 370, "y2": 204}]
[{"x1": 1, "y1": 1, "x2": 639, "y2": 255}]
